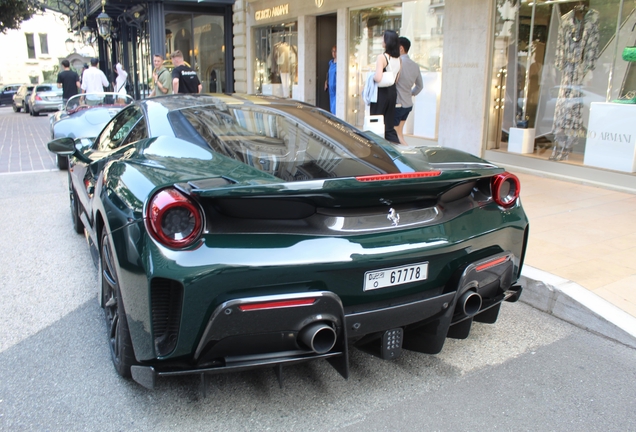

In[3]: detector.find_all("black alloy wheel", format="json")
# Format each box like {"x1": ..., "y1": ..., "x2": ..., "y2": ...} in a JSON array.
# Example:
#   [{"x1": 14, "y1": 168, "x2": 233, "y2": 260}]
[
  {"x1": 101, "y1": 230, "x2": 136, "y2": 378},
  {"x1": 69, "y1": 179, "x2": 83, "y2": 234}
]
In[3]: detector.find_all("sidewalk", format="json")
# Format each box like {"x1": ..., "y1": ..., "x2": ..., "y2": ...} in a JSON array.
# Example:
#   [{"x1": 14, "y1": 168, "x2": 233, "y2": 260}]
[{"x1": 512, "y1": 171, "x2": 636, "y2": 347}]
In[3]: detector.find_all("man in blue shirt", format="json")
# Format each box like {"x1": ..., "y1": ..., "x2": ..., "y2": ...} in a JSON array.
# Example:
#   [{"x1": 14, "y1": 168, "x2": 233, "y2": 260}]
[{"x1": 324, "y1": 46, "x2": 337, "y2": 114}]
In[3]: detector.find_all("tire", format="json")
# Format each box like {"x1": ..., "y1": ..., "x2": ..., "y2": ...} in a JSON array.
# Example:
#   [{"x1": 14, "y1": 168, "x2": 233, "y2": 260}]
[
  {"x1": 69, "y1": 180, "x2": 84, "y2": 234},
  {"x1": 101, "y1": 230, "x2": 136, "y2": 378},
  {"x1": 57, "y1": 154, "x2": 69, "y2": 170},
  {"x1": 31, "y1": 109, "x2": 39, "y2": 117},
  {"x1": 12, "y1": 103, "x2": 20, "y2": 112}
]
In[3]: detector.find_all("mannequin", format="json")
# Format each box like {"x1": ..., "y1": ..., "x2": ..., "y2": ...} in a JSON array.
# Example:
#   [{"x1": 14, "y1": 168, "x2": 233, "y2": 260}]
[
  {"x1": 267, "y1": 40, "x2": 298, "y2": 98},
  {"x1": 551, "y1": 3, "x2": 600, "y2": 160}
]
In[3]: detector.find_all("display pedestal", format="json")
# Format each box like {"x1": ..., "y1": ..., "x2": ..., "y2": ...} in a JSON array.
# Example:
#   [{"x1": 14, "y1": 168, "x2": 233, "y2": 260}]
[
  {"x1": 508, "y1": 127, "x2": 535, "y2": 154},
  {"x1": 584, "y1": 102, "x2": 636, "y2": 172},
  {"x1": 261, "y1": 83, "x2": 284, "y2": 97},
  {"x1": 412, "y1": 71, "x2": 440, "y2": 139}
]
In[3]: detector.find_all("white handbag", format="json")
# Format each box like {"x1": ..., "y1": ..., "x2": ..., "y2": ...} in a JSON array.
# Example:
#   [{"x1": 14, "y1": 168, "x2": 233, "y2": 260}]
[{"x1": 377, "y1": 54, "x2": 396, "y2": 88}]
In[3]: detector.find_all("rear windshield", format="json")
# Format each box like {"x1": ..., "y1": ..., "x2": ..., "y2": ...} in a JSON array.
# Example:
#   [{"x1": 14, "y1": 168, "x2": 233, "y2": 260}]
[
  {"x1": 36, "y1": 85, "x2": 53, "y2": 92},
  {"x1": 169, "y1": 103, "x2": 399, "y2": 181}
]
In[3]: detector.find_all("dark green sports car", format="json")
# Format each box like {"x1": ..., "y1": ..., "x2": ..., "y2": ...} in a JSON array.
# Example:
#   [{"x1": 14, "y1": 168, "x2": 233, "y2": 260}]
[{"x1": 47, "y1": 94, "x2": 528, "y2": 390}]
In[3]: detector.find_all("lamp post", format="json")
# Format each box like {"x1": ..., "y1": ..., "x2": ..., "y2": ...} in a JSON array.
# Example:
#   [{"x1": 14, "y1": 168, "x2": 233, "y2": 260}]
[
  {"x1": 80, "y1": 16, "x2": 92, "y2": 44},
  {"x1": 65, "y1": 38, "x2": 75, "y2": 53},
  {"x1": 96, "y1": 0, "x2": 112, "y2": 39}
]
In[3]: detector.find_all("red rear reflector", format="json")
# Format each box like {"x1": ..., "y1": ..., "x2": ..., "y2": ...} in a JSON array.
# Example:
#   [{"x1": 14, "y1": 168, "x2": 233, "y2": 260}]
[
  {"x1": 238, "y1": 298, "x2": 317, "y2": 311},
  {"x1": 476, "y1": 256, "x2": 509, "y2": 272},
  {"x1": 355, "y1": 171, "x2": 442, "y2": 182}
]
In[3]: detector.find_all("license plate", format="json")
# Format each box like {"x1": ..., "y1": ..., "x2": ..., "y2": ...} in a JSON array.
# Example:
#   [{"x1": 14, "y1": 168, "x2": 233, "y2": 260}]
[{"x1": 364, "y1": 262, "x2": 428, "y2": 291}]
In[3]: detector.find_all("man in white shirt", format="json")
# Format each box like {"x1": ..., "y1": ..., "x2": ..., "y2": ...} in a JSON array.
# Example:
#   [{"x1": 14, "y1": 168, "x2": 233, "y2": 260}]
[{"x1": 81, "y1": 58, "x2": 109, "y2": 104}]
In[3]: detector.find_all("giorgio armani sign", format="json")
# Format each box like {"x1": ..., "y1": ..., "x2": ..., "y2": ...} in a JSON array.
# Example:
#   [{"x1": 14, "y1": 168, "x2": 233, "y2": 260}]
[{"x1": 584, "y1": 102, "x2": 636, "y2": 172}]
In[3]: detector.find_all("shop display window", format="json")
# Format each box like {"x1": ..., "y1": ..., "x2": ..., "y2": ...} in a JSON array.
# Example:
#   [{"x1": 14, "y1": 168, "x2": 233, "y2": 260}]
[
  {"x1": 165, "y1": 13, "x2": 226, "y2": 93},
  {"x1": 347, "y1": 2, "x2": 443, "y2": 139},
  {"x1": 254, "y1": 23, "x2": 298, "y2": 99},
  {"x1": 488, "y1": 0, "x2": 636, "y2": 169}
]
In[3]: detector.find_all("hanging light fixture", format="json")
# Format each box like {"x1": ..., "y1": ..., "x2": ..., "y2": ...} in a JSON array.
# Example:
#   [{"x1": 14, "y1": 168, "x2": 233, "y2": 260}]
[
  {"x1": 96, "y1": 0, "x2": 112, "y2": 38},
  {"x1": 80, "y1": 16, "x2": 92, "y2": 43},
  {"x1": 65, "y1": 38, "x2": 75, "y2": 53}
]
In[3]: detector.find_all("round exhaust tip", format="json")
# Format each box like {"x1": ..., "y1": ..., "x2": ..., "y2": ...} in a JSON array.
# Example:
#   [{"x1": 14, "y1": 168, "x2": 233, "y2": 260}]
[
  {"x1": 460, "y1": 291, "x2": 482, "y2": 317},
  {"x1": 299, "y1": 323, "x2": 337, "y2": 354}
]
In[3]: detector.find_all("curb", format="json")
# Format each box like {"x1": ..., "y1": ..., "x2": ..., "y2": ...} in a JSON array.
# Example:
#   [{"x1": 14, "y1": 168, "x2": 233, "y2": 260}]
[{"x1": 519, "y1": 266, "x2": 636, "y2": 349}]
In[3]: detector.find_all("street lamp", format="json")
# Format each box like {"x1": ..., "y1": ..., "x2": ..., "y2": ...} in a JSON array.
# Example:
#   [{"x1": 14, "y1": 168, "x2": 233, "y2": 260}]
[
  {"x1": 80, "y1": 16, "x2": 92, "y2": 43},
  {"x1": 65, "y1": 38, "x2": 75, "y2": 53},
  {"x1": 96, "y1": 0, "x2": 112, "y2": 39}
]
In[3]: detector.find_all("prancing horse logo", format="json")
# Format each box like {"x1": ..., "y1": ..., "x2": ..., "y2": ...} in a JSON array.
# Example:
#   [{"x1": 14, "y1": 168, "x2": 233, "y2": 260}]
[{"x1": 387, "y1": 208, "x2": 400, "y2": 226}]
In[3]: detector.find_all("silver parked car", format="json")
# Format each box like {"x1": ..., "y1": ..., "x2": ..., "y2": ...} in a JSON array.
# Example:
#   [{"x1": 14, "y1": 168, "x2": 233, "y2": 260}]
[{"x1": 28, "y1": 84, "x2": 63, "y2": 116}]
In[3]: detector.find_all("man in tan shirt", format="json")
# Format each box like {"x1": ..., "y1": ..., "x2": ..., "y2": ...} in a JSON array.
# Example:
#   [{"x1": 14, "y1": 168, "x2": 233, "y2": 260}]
[{"x1": 150, "y1": 54, "x2": 172, "y2": 97}]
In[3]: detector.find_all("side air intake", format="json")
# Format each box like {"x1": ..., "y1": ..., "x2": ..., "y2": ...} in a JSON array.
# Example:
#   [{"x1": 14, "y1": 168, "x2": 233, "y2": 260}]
[{"x1": 151, "y1": 278, "x2": 183, "y2": 357}]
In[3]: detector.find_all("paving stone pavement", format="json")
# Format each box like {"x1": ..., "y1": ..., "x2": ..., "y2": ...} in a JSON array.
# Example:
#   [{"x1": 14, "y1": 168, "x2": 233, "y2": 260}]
[{"x1": 0, "y1": 106, "x2": 56, "y2": 173}]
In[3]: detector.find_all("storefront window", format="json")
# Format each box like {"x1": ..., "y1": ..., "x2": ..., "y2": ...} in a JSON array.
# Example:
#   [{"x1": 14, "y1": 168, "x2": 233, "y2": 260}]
[
  {"x1": 165, "y1": 13, "x2": 226, "y2": 93},
  {"x1": 254, "y1": 22, "x2": 298, "y2": 98},
  {"x1": 488, "y1": 0, "x2": 635, "y2": 170},
  {"x1": 347, "y1": 2, "x2": 443, "y2": 139}
]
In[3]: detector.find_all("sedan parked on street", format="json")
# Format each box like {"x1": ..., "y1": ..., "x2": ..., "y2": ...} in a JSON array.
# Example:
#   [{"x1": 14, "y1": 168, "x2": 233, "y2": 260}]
[
  {"x1": 28, "y1": 83, "x2": 63, "y2": 116},
  {"x1": 0, "y1": 83, "x2": 23, "y2": 106},
  {"x1": 12, "y1": 84, "x2": 34, "y2": 113},
  {"x1": 47, "y1": 94, "x2": 529, "y2": 390}
]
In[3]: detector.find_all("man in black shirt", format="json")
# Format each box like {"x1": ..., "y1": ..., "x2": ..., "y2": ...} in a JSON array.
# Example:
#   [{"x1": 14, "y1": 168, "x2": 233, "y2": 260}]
[
  {"x1": 171, "y1": 50, "x2": 202, "y2": 94},
  {"x1": 57, "y1": 59, "x2": 80, "y2": 104}
]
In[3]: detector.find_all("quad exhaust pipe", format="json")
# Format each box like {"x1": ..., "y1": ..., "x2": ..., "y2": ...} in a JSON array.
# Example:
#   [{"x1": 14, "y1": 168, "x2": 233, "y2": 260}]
[
  {"x1": 298, "y1": 322, "x2": 337, "y2": 354},
  {"x1": 458, "y1": 291, "x2": 482, "y2": 317}
]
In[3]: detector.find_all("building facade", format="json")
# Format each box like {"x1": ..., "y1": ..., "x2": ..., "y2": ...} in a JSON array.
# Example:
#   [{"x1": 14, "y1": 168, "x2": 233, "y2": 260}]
[
  {"x1": 0, "y1": 11, "x2": 78, "y2": 85},
  {"x1": 51, "y1": 0, "x2": 235, "y2": 98},
  {"x1": 234, "y1": 0, "x2": 636, "y2": 191}
]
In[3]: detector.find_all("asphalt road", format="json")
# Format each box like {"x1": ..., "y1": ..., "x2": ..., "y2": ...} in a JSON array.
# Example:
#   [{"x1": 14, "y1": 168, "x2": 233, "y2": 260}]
[{"x1": 0, "y1": 107, "x2": 635, "y2": 431}]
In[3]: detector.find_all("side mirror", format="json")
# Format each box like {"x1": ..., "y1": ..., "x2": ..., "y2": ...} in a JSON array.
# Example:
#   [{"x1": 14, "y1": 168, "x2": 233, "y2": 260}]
[
  {"x1": 47, "y1": 137, "x2": 76, "y2": 155},
  {"x1": 47, "y1": 137, "x2": 92, "y2": 164}
]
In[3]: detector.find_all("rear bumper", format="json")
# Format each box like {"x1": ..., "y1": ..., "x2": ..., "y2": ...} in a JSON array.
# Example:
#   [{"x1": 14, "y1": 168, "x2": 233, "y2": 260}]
[
  {"x1": 129, "y1": 251, "x2": 522, "y2": 389},
  {"x1": 32, "y1": 101, "x2": 62, "y2": 113}
]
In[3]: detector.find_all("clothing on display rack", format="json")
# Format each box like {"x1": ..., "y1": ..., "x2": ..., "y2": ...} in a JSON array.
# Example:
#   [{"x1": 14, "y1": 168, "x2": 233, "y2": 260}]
[
  {"x1": 550, "y1": 5, "x2": 600, "y2": 160},
  {"x1": 267, "y1": 37, "x2": 298, "y2": 97}
]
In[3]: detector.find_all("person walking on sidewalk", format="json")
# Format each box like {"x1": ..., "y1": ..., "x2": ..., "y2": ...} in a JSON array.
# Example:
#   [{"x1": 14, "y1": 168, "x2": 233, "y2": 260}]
[
  {"x1": 81, "y1": 58, "x2": 109, "y2": 105},
  {"x1": 57, "y1": 59, "x2": 80, "y2": 105},
  {"x1": 171, "y1": 50, "x2": 202, "y2": 94},
  {"x1": 371, "y1": 30, "x2": 401, "y2": 144},
  {"x1": 150, "y1": 54, "x2": 172, "y2": 97},
  {"x1": 324, "y1": 46, "x2": 337, "y2": 114},
  {"x1": 393, "y1": 37, "x2": 423, "y2": 146}
]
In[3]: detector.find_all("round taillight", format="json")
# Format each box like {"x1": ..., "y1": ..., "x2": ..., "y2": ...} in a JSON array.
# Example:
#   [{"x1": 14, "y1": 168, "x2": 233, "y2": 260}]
[
  {"x1": 147, "y1": 188, "x2": 203, "y2": 248},
  {"x1": 492, "y1": 172, "x2": 520, "y2": 208}
]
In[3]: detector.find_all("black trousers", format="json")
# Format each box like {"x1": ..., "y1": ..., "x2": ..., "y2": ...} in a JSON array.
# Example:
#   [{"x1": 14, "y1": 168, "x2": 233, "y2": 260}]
[{"x1": 370, "y1": 84, "x2": 399, "y2": 143}]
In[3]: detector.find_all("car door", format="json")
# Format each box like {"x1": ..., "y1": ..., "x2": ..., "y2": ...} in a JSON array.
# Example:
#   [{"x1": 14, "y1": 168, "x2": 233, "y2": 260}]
[{"x1": 72, "y1": 106, "x2": 147, "y2": 229}]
